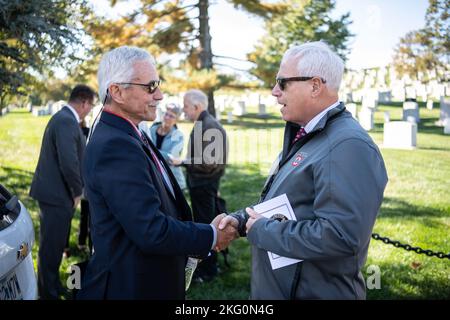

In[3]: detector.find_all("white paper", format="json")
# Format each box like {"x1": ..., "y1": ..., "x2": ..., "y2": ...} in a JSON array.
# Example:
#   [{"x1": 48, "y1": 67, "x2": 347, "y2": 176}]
[{"x1": 253, "y1": 194, "x2": 302, "y2": 270}]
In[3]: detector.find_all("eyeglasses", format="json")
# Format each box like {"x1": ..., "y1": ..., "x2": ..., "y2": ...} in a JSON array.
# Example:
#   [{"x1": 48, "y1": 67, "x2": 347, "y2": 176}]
[
  {"x1": 116, "y1": 80, "x2": 161, "y2": 94},
  {"x1": 276, "y1": 76, "x2": 326, "y2": 91}
]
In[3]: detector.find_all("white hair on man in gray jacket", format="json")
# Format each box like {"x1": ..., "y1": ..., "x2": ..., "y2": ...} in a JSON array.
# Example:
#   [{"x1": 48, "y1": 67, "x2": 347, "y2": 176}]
[{"x1": 282, "y1": 41, "x2": 344, "y2": 92}]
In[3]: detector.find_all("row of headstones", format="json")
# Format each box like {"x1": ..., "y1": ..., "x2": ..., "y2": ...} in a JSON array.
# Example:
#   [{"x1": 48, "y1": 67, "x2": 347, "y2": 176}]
[
  {"x1": 348, "y1": 96, "x2": 450, "y2": 149},
  {"x1": 216, "y1": 100, "x2": 269, "y2": 123},
  {"x1": 216, "y1": 100, "x2": 267, "y2": 117},
  {"x1": 30, "y1": 101, "x2": 66, "y2": 117}
]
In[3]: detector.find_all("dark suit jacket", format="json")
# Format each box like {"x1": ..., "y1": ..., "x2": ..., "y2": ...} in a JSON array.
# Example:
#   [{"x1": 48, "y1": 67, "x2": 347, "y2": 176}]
[
  {"x1": 30, "y1": 106, "x2": 84, "y2": 207},
  {"x1": 184, "y1": 110, "x2": 227, "y2": 188},
  {"x1": 77, "y1": 111, "x2": 214, "y2": 300}
]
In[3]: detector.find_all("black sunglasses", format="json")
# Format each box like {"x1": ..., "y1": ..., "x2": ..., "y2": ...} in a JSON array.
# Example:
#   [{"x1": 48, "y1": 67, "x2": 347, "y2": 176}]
[
  {"x1": 276, "y1": 76, "x2": 326, "y2": 91},
  {"x1": 117, "y1": 80, "x2": 161, "y2": 94}
]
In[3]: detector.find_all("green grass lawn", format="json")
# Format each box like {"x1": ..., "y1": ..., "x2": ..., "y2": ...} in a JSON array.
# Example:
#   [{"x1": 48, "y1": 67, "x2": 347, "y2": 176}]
[{"x1": 0, "y1": 103, "x2": 449, "y2": 299}]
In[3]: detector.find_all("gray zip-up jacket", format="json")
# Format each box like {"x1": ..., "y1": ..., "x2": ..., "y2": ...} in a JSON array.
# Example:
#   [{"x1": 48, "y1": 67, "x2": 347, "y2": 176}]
[{"x1": 231, "y1": 103, "x2": 388, "y2": 299}]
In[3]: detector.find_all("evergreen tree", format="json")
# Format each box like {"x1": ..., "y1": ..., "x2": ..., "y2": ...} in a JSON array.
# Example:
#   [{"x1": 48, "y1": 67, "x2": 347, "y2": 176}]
[{"x1": 248, "y1": 0, "x2": 352, "y2": 87}]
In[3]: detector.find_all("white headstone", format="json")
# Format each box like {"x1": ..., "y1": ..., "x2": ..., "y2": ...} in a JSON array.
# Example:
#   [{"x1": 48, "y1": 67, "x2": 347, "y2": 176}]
[
  {"x1": 392, "y1": 85, "x2": 406, "y2": 101},
  {"x1": 51, "y1": 100, "x2": 66, "y2": 115},
  {"x1": 362, "y1": 95, "x2": 378, "y2": 110},
  {"x1": 406, "y1": 115, "x2": 416, "y2": 123},
  {"x1": 426, "y1": 100, "x2": 434, "y2": 110},
  {"x1": 383, "y1": 121, "x2": 417, "y2": 149},
  {"x1": 32, "y1": 107, "x2": 49, "y2": 117},
  {"x1": 258, "y1": 103, "x2": 267, "y2": 116},
  {"x1": 346, "y1": 103, "x2": 357, "y2": 119},
  {"x1": 346, "y1": 92, "x2": 353, "y2": 103},
  {"x1": 403, "y1": 101, "x2": 418, "y2": 110},
  {"x1": 440, "y1": 96, "x2": 450, "y2": 123},
  {"x1": 358, "y1": 107, "x2": 374, "y2": 131},
  {"x1": 233, "y1": 101, "x2": 246, "y2": 116},
  {"x1": 46, "y1": 102, "x2": 53, "y2": 114},
  {"x1": 405, "y1": 86, "x2": 417, "y2": 100},
  {"x1": 443, "y1": 118, "x2": 450, "y2": 135},
  {"x1": 402, "y1": 101, "x2": 420, "y2": 123},
  {"x1": 384, "y1": 111, "x2": 390, "y2": 123},
  {"x1": 378, "y1": 91, "x2": 392, "y2": 103},
  {"x1": 227, "y1": 111, "x2": 233, "y2": 124}
]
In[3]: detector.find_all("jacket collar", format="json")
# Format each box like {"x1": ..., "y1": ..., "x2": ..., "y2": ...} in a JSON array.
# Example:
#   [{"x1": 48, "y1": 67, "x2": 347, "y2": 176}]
[
  {"x1": 197, "y1": 110, "x2": 209, "y2": 122},
  {"x1": 100, "y1": 110, "x2": 142, "y2": 142},
  {"x1": 281, "y1": 102, "x2": 346, "y2": 162},
  {"x1": 63, "y1": 104, "x2": 80, "y2": 123}
]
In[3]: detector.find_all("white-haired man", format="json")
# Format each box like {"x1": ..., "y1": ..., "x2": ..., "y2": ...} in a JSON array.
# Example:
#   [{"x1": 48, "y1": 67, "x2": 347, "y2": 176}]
[
  {"x1": 172, "y1": 89, "x2": 227, "y2": 282},
  {"x1": 219, "y1": 41, "x2": 388, "y2": 299},
  {"x1": 77, "y1": 46, "x2": 236, "y2": 300}
]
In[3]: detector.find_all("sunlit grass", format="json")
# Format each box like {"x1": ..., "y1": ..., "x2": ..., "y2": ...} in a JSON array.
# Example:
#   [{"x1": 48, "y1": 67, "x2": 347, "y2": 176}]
[{"x1": 0, "y1": 103, "x2": 448, "y2": 299}]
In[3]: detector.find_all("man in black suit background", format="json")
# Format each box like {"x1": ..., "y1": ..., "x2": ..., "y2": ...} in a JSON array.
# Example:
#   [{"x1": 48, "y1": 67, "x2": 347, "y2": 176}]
[{"x1": 30, "y1": 84, "x2": 95, "y2": 299}]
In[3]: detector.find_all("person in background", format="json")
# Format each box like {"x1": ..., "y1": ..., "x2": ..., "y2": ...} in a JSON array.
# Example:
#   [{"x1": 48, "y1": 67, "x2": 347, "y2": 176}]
[
  {"x1": 78, "y1": 119, "x2": 92, "y2": 253},
  {"x1": 30, "y1": 84, "x2": 95, "y2": 299},
  {"x1": 172, "y1": 89, "x2": 228, "y2": 282},
  {"x1": 63, "y1": 119, "x2": 92, "y2": 258},
  {"x1": 147, "y1": 103, "x2": 186, "y2": 190}
]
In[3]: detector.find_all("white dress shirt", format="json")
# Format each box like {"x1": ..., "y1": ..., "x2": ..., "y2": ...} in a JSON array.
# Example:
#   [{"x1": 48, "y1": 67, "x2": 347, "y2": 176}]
[{"x1": 304, "y1": 101, "x2": 341, "y2": 133}]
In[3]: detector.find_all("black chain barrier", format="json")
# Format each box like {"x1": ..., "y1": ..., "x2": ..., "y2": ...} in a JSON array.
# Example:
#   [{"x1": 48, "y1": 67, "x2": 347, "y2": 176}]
[{"x1": 372, "y1": 233, "x2": 450, "y2": 260}]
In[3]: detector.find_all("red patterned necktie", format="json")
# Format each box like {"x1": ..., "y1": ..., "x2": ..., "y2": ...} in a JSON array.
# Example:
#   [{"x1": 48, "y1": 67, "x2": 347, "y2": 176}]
[
  {"x1": 140, "y1": 130, "x2": 175, "y2": 197},
  {"x1": 292, "y1": 127, "x2": 307, "y2": 145},
  {"x1": 140, "y1": 130, "x2": 163, "y2": 173}
]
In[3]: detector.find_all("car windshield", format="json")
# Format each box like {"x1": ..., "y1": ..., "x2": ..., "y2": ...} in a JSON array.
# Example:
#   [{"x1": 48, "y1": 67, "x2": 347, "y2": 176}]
[{"x1": 0, "y1": 184, "x2": 20, "y2": 231}]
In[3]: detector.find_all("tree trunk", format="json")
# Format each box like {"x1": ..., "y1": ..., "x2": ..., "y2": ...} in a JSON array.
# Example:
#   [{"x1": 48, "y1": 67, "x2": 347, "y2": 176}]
[{"x1": 198, "y1": 0, "x2": 216, "y2": 117}]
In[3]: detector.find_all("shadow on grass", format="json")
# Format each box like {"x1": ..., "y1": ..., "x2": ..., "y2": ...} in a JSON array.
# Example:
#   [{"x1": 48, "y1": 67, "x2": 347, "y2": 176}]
[{"x1": 379, "y1": 197, "x2": 448, "y2": 219}]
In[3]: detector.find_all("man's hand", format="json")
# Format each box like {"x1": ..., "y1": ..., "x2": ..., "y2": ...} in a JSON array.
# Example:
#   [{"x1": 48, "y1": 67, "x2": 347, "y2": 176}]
[
  {"x1": 211, "y1": 213, "x2": 238, "y2": 251},
  {"x1": 218, "y1": 214, "x2": 239, "y2": 231},
  {"x1": 245, "y1": 207, "x2": 262, "y2": 234},
  {"x1": 73, "y1": 196, "x2": 81, "y2": 209}
]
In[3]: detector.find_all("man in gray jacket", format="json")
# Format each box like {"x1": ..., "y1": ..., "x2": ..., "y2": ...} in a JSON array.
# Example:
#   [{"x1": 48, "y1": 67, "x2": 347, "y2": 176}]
[
  {"x1": 30, "y1": 84, "x2": 95, "y2": 299},
  {"x1": 219, "y1": 41, "x2": 388, "y2": 299}
]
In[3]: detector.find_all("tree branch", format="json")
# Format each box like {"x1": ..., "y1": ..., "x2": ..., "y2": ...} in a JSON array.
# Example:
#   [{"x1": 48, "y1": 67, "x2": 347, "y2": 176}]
[
  {"x1": 213, "y1": 54, "x2": 252, "y2": 63},
  {"x1": 214, "y1": 62, "x2": 251, "y2": 73}
]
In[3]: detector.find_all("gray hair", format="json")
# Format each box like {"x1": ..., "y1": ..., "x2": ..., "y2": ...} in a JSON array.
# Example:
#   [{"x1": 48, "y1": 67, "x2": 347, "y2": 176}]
[
  {"x1": 184, "y1": 89, "x2": 208, "y2": 110},
  {"x1": 97, "y1": 46, "x2": 156, "y2": 104},
  {"x1": 166, "y1": 103, "x2": 182, "y2": 117},
  {"x1": 281, "y1": 41, "x2": 344, "y2": 92}
]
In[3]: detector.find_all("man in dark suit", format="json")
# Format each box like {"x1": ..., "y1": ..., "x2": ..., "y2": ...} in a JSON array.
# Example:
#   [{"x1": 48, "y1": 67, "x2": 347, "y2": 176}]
[
  {"x1": 77, "y1": 46, "x2": 236, "y2": 300},
  {"x1": 30, "y1": 84, "x2": 95, "y2": 299},
  {"x1": 172, "y1": 89, "x2": 227, "y2": 282}
]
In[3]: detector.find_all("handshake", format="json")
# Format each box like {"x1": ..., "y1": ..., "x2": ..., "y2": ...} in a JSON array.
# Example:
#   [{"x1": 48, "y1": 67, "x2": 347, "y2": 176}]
[{"x1": 209, "y1": 208, "x2": 263, "y2": 252}]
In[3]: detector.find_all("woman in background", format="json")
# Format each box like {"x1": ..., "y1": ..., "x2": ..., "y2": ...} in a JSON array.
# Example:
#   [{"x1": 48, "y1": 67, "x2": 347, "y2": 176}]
[{"x1": 148, "y1": 103, "x2": 186, "y2": 190}]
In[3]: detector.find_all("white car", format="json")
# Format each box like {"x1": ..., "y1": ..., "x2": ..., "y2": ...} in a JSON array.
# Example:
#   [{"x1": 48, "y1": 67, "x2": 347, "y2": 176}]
[{"x1": 0, "y1": 184, "x2": 37, "y2": 300}]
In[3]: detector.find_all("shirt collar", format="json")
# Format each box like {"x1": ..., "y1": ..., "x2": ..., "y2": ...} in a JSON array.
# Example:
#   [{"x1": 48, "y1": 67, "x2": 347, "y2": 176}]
[
  {"x1": 65, "y1": 104, "x2": 80, "y2": 123},
  {"x1": 102, "y1": 109, "x2": 142, "y2": 138},
  {"x1": 303, "y1": 100, "x2": 340, "y2": 133}
]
